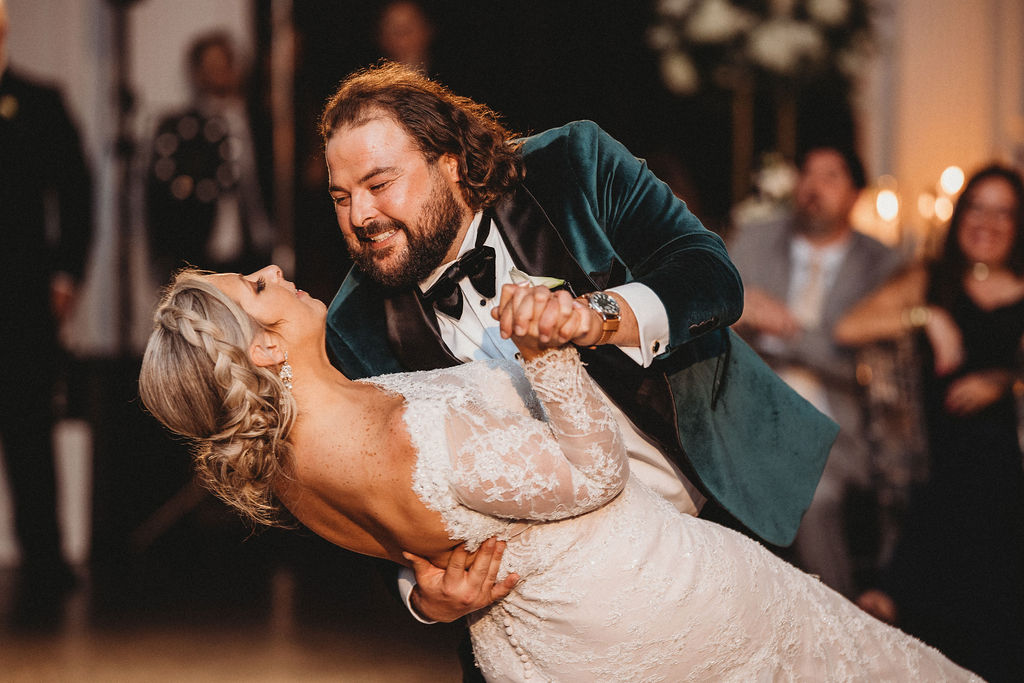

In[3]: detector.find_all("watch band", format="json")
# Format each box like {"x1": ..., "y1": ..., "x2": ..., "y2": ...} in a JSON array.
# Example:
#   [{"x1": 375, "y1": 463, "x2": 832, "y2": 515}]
[
  {"x1": 582, "y1": 292, "x2": 621, "y2": 347},
  {"x1": 595, "y1": 317, "x2": 619, "y2": 345}
]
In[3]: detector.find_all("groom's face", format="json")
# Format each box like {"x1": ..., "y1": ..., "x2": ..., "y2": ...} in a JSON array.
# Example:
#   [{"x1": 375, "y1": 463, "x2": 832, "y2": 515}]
[{"x1": 326, "y1": 115, "x2": 471, "y2": 289}]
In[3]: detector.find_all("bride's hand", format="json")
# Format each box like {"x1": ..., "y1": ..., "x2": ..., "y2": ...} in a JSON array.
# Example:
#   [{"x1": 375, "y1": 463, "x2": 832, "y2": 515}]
[
  {"x1": 492, "y1": 284, "x2": 591, "y2": 358},
  {"x1": 403, "y1": 538, "x2": 519, "y2": 623}
]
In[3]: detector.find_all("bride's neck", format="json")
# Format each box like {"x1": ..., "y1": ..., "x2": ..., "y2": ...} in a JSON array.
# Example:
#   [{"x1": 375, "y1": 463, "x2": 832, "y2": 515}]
[{"x1": 289, "y1": 354, "x2": 354, "y2": 402}]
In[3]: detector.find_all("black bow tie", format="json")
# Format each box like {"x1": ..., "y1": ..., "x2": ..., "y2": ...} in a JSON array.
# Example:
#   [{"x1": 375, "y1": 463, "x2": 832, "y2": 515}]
[{"x1": 421, "y1": 217, "x2": 497, "y2": 319}]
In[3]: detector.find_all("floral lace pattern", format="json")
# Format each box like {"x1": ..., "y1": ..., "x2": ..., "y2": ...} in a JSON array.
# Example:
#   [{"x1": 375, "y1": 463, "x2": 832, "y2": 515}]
[{"x1": 367, "y1": 348, "x2": 982, "y2": 682}]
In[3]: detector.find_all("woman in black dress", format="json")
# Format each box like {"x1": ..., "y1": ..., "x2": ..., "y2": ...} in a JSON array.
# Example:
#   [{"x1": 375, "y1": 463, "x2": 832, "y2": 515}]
[{"x1": 835, "y1": 164, "x2": 1024, "y2": 682}]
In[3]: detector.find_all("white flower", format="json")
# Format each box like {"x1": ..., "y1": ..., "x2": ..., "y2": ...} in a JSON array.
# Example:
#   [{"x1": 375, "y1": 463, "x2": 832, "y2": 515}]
[
  {"x1": 807, "y1": 0, "x2": 850, "y2": 26},
  {"x1": 686, "y1": 0, "x2": 753, "y2": 44},
  {"x1": 656, "y1": 0, "x2": 695, "y2": 19},
  {"x1": 509, "y1": 268, "x2": 566, "y2": 289},
  {"x1": 660, "y1": 51, "x2": 701, "y2": 95},
  {"x1": 747, "y1": 19, "x2": 825, "y2": 74},
  {"x1": 646, "y1": 24, "x2": 679, "y2": 51},
  {"x1": 732, "y1": 196, "x2": 790, "y2": 228},
  {"x1": 756, "y1": 160, "x2": 798, "y2": 200}
]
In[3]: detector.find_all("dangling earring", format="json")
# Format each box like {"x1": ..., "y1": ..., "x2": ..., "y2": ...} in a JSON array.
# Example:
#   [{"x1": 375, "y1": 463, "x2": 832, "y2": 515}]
[{"x1": 279, "y1": 352, "x2": 294, "y2": 391}]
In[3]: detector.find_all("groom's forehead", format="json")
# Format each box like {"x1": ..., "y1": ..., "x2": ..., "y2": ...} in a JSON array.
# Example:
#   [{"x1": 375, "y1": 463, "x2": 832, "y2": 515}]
[{"x1": 328, "y1": 117, "x2": 423, "y2": 168}]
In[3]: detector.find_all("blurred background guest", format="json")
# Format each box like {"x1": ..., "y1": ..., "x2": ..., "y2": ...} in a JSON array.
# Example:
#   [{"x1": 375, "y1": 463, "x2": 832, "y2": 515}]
[
  {"x1": 729, "y1": 145, "x2": 906, "y2": 598},
  {"x1": 291, "y1": 0, "x2": 444, "y2": 305},
  {"x1": 376, "y1": 0, "x2": 435, "y2": 72},
  {"x1": 145, "y1": 30, "x2": 275, "y2": 281},
  {"x1": 0, "y1": 0, "x2": 93, "y2": 628},
  {"x1": 836, "y1": 164, "x2": 1024, "y2": 682}
]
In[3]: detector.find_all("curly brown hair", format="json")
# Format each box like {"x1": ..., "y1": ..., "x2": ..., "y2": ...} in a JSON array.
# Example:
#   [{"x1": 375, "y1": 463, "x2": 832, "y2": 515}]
[{"x1": 319, "y1": 60, "x2": 524, "y2": 211}]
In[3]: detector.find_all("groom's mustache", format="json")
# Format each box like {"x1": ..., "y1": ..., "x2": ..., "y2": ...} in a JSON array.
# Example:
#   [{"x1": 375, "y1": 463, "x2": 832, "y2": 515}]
[{"x1": 355, "y1": 219, "x2": 406, "y2": 243}]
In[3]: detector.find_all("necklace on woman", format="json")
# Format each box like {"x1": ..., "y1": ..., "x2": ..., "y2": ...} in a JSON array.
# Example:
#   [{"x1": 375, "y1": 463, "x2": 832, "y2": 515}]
[{"x1": 971, "y1": 262, "x2": 990, "y2": 282}]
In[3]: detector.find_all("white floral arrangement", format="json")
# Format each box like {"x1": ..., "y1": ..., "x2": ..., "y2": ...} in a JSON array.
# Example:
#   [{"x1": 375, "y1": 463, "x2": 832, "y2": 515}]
[
  {"x1": 731, "y1": 151, "x2": 799, "y2": 227},
  {"x1": 648, "y1": 0, "x2": 874, "y2": 95}
]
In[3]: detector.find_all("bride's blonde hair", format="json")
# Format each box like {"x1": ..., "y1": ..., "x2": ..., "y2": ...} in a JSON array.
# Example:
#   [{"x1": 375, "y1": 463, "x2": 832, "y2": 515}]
[{"x1": 139, "y1": 268, "x2": 296, "y2": 527}]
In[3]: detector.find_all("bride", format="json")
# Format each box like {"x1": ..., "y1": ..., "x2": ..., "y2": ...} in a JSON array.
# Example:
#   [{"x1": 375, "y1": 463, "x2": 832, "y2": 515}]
[{"x1": 139, "y1": 265, "x2": 980, "y2": 682}]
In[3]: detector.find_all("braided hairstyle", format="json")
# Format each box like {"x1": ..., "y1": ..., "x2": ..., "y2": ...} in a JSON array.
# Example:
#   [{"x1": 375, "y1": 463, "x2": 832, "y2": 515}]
[{"x1": 139, "y1": 268, "x2": 297, "y2": 527}]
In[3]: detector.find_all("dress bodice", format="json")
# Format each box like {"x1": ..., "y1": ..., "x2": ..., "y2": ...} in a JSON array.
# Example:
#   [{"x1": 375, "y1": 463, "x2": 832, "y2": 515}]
[{"x1": 361, "y1": 350, "x2": 627, "y2": 555}]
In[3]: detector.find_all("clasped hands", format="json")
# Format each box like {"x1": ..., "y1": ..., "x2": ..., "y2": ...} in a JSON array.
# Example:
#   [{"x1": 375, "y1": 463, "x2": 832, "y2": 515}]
[
  {"x1": 491, "y1": 282, "x2": 602, "y2": 358},
  {"x1": 738, "y1": 287, "x2": 802, "y2": 339},
  {"x1": 918, "y1": 308, "x2": 1008, "y2": 415}
]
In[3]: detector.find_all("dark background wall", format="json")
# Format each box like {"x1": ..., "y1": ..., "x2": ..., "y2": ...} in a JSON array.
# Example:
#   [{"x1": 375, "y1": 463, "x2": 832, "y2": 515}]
[{"x1": 263, "y1": 0, "x2": 852, "y2": 302}]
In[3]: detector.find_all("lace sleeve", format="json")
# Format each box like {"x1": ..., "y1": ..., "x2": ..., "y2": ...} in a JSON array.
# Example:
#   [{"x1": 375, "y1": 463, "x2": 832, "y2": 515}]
[{"x1": 447, "y1": 348, "x2": 628, "y2": 521}]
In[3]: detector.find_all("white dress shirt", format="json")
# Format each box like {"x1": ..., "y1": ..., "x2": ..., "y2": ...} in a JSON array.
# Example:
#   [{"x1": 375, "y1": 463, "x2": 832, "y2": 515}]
[{"x1": 762, "y1": 234, "x2": 852, "y2": 419}]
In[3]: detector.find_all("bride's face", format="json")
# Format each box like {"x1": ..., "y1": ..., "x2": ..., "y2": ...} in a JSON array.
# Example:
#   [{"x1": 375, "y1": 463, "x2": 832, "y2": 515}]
[{"x1": 207, "y1": 265, "x2": 326, "y2": 336}]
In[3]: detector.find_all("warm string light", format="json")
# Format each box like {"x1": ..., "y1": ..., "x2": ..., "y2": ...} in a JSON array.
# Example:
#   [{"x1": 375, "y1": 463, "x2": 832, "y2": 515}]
[
  {"x1": 876, "y1": 189, "x2": 899, "y2": 222},
  {"x1": 861, "y1": 165, "x2": 964, "y2": 255},
  {"x1": 924, "y1": 166, "x2": 963, "y2": 219},
  {"x1": 855, "y1": 174, "x2": 902, "y2": 247},
  {"x1": 939, "y1": 166, "x2": 965, "y2": 195},
  {"x1": 907, "y1": 165, "x2": 965, "y2": 257}
]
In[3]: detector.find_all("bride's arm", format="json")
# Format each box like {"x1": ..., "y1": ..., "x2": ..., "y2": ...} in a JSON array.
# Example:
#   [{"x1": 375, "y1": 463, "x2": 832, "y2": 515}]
[
  {"x1": 448, "y1": 346, "x2": 628, "y2": 520},
  {"x1": 447, "y1": 287, "x2": 629, "y2": 521}
]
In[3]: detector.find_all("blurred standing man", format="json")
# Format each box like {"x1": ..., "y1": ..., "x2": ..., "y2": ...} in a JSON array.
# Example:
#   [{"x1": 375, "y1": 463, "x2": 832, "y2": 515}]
[
  {"x1": 0, "y1": 0, "x2": 92, "y2": 626},
  {"x1": 376, "y1": 0, "x2": 436, "y2": 72},
  {"x1": 146, "y1": 30, "x2": 274, "y2": 281},
  {"x1": 730, "y1": 146, "x2": 905, "y2": 598}
]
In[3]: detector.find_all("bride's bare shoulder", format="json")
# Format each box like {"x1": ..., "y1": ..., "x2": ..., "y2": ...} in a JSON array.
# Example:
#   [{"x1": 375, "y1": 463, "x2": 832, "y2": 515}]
[{"x1": 294, "y1": 383, "x2": 410, "y2": 474}]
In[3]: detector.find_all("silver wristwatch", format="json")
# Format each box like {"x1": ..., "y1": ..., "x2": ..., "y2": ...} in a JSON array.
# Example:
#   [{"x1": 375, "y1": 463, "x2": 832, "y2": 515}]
[{"x1": 583, "y1": 291, "x2": 621, "y2": 346}]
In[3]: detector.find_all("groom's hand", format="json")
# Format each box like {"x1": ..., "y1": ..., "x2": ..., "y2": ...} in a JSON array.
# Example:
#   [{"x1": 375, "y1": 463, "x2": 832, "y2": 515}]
[
  {"x1": 493, "y1": 284, "x2": 591, "y2": 357},
  {"x1": 402, "y1": 538, "x2": 519, "y2": 622}
]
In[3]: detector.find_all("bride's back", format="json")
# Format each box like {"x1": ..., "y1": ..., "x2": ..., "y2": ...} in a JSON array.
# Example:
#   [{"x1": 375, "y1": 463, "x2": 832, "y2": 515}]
[{"x1": 277, "y1": 381, "x2": 457, "y2": 565}]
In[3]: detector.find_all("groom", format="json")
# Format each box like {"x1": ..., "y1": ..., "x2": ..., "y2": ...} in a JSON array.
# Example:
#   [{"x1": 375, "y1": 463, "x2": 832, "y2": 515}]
[{"x1": 321, "y1": 63, "x2": 835, "y2": 627}]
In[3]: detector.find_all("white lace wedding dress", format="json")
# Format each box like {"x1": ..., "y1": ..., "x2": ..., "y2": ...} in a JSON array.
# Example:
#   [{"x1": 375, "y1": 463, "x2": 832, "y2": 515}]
[{"x1": 366, "y1": 348, "x2": 981, "y2": 682}]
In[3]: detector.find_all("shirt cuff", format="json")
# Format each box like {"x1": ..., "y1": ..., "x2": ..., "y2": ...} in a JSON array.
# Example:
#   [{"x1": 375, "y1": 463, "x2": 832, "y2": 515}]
[
  {"x1": 398, "y1": 567, "x2": 438, "y2": 624},
  {"x1": 607, "y1": 282, "x2": 670, "y2": 367}
]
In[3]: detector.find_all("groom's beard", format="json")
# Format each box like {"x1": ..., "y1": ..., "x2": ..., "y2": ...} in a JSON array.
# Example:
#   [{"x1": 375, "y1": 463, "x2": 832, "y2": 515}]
[{"x1": 347, "y1": 171, "x2": 467, "y2": 290}]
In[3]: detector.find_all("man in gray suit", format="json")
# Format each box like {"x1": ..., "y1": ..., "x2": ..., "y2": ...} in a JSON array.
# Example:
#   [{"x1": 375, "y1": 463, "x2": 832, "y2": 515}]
[{"x1": 730, "y1": 146, "x2": 905, "y2": 598}]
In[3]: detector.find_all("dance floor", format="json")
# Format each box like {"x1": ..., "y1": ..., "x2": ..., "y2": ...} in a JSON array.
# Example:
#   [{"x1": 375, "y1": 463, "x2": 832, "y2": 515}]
[
  {"x1": 0, "y1": 533, "x2": 464, "y2": 682},
  {"x1": 0, "y1": 414, "x2": 465, "y2": 681}
]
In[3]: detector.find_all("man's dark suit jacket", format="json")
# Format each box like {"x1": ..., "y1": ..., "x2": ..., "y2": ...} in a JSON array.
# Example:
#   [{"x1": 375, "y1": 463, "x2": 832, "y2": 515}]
[
  {"x1": 326, "y1": 121, "x2": 835, "y2": 546},
  {"x1": 0, "y1": 67, "x2": 92, "y2": 354},
  {"x1": 0, "y1": 66, "x2": 92, "y2": 567}
]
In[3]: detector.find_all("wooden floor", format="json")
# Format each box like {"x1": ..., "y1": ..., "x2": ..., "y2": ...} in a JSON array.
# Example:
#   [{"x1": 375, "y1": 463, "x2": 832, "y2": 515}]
[
  {"x1": 0, "y1": 415, "x2": 464, "y2": 682},
  {"x1": 0, "y1": 545, "x2": 464, "y2": 682}
]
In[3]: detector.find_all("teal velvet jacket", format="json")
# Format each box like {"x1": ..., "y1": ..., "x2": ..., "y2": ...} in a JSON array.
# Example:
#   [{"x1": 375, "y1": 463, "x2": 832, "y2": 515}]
[{"x1": 326, "y1": 121, "x2": 835, "y2": 546}]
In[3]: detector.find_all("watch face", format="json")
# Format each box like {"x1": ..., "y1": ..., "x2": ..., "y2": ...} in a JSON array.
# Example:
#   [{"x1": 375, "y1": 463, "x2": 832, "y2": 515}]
[{"x1": 588, "y1": 291, "x2": 620, "y2": 316}]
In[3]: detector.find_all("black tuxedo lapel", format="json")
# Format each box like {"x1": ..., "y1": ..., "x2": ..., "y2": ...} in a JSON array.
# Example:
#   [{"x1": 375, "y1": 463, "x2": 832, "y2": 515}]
[
  {"x1": 494, "y1": 186, "x2": 602, "y2": 293},
  {"x1": 384, "y1": 289, "x2": 461, "y2": 371},
  {"x1": 496, "y1": 186, "x2": 690, "y2": 475}
]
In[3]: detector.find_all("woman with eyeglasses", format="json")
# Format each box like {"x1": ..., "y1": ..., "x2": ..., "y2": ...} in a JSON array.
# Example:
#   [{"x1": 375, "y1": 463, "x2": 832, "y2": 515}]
[{"x1": 836, "y1": 163, "x2": 1024, "y2": 681}]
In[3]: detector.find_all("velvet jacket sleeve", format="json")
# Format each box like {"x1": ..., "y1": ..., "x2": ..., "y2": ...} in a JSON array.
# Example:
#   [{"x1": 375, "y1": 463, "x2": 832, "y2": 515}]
[{"x1": 519, "y1": 120, "x2": 743, "y2": 353}]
